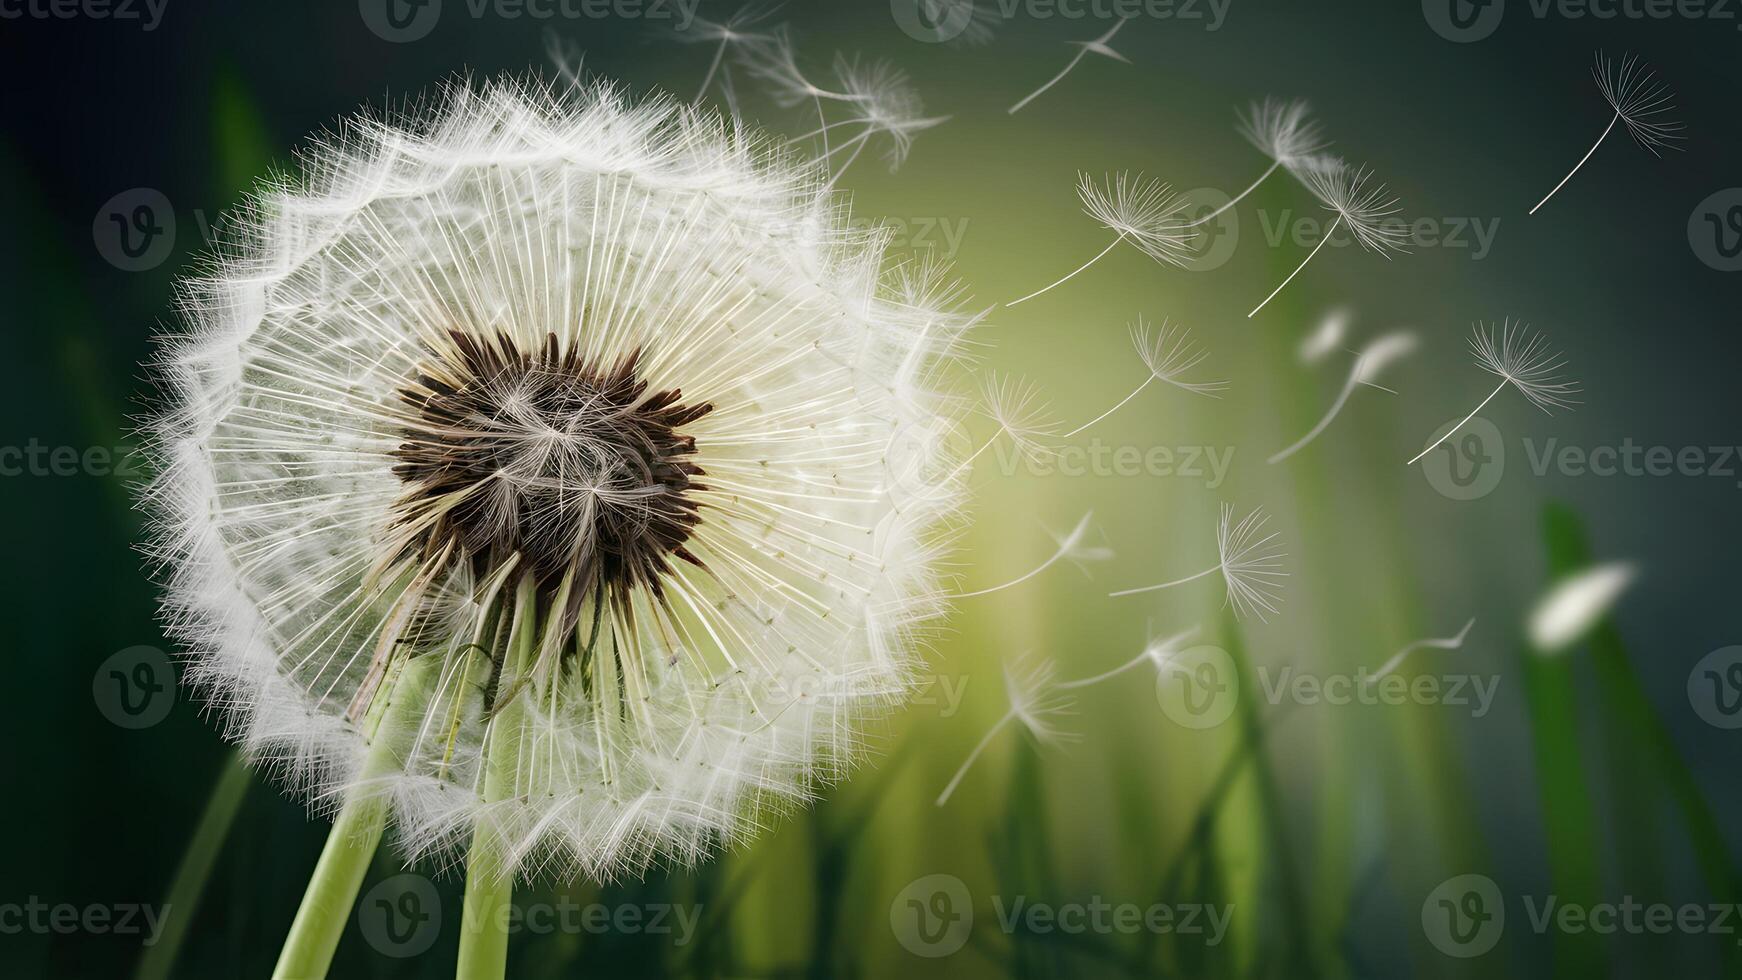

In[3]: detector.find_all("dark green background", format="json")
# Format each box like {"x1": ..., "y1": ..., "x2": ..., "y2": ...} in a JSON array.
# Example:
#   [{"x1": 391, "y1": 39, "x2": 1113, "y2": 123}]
[{"x1": 2, "y1": 0, "x2": 1740, "y2": 976}]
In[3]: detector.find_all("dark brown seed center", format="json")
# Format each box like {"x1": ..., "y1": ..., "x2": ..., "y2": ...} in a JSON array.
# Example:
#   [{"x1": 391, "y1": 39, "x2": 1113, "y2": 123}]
[{"x1": 392, "y1": 331, "x2": 711, "y2": 595}]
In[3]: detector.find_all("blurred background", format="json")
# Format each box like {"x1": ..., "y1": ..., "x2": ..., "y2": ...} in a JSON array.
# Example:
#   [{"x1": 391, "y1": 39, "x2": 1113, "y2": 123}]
[{"x1": 2, "y1": 0, "x2": 1740, "y2": 976}]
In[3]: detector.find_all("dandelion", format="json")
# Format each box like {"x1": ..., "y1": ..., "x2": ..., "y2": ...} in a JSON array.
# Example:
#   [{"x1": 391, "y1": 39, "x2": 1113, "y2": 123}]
[
  {"x1": 1009, "y1": 16, "x2": 1134, "y2": 114},
  {"x1": 935, "y1": 654, "x2": 1077, "y2": 806},
  {"x1": 1530, "y1": 52, "x2": 1682, "y2": 216},
  {"x1": 1529, "y1": 563, "x2": 1635, "y2": 654},
  {"x1": 1059, "y1": 626, "x2": 1197, "y2": 689},
  {"x1": 1249, "y1": 158, "x2": 1408, "y2": 318},
  {"x1": 1111, "y1": 504, "x2": 1288, "y2": 622},
  {"x1": 1060, "y1": 317, "x2": 1226, "y2": 439},
  {"x1": 669, "y1": 2, "x2": 779, "y2": 107},
  {"x1": 741, "y1": 28, "x2": 948, "y2": 183},
  {"x1": 1188, "y1": 98, "x2": 1330, "y2": 229},
  {"x1": 1407, "y1": 319, "x2": 1581, "y2": 466},
  {"x1": 1268, "y1": 331, "x2": 1416, "y2": 464},
  {"x1": 141, "y1": 78, "x2": 977, "y2": 977},
  {"x1": 1364, "y1": 618, "x2": 1474, "y2": 684},
  {"x1": 946, "y1": 512, "x2": 1112, "y2": 600},
  {"x1": 1008, "y1": 172, "x2": 1195, "y2": 307},
  {"x1": 1298, "y1": 308, "x2": 1349, "y2": 364}
]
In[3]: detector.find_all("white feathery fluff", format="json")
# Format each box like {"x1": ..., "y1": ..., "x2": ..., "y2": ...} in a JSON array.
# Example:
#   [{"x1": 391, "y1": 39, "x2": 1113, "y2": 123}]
[{"x1": 141, "y1": 77, "x2": 979, "y2": 882}]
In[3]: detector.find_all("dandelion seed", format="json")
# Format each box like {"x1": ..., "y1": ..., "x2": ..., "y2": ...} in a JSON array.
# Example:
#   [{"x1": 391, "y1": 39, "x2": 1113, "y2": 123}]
[
  {"x1": 1269, "y1": 331, "x2": 1416, "y2": 464},
  {"x1": 1111, "y1": 504, "x2": 1288, "y2": 622},
  {"x1": 935, "y1": 654, "x2": 1077, "y2": 806},
  {"x1": 1249, "y1": 159, "x2": 1408, "y2": 318},
  {"x1": 947, "y1": 512, "x2": 1110, "y2": 599},
  {"x1": 1061, "y1": 318, "x2": 1226, "y2": 438},
  {"x1": 1059, "y1": 626, "x2": 1197, "y2": 689},
  {"x1": 1529, "y1": 563, "x2": 1635, "y2": 654},
  {"x1": 1299, "y1": 308, "x2": 1349, "y2": 363},
  {"x1": 1009, "y1": 172, "x2": 1195, "y2": 307},
  {"x1": 1407, "y1": 319, "x2": 1581, "y2": 466},
  {"x1": 1364, "y1": 618, "x2": 1474, "y2": 684},
  {"x1": 1188, "y1": 98, "x2": 1330, "y2": 229},
  {"x1": 141, "y1": 78, "x2": 979, "y2": 965},
  {"x1": 1530, "y1": 52, "x2": 1682, "y2": 215},
  {"x1": 1009, "y1": 16, "x2": 1134, "y2": 114},
  {"x1": 670, "y1": 3, "x2": 779, "y2": 106}
]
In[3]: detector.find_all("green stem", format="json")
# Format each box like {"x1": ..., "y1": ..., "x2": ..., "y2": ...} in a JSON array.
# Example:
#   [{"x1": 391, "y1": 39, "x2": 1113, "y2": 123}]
[
  {"x1": 272, "y1": 656, "x2": 437, "y2": 980},
  {"x1": 133, "y1": 749, "x2": 253, "y2": 980},
  {"x1": 456, "y1": 575, "x2": 537, "y2": 980}
]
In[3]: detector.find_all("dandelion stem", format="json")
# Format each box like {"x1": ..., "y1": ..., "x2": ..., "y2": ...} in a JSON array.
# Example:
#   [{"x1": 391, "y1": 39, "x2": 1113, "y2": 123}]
[
  {"x1": 1405, "y1": 380, "x2": 1508, "y2": 466},
  {"x1": 1249, "y1": 214, "x2": 1341, "y2": 318},
  {"x1": 1530, "y1": 113, "x2": 1618, "y2": 216},
  {"x1": 1267, "y1": 366, "x2": 1362, "y2": 465},
  {"x1": 947, "y1": 537, "x2": 1077, "y2": 599},
  {"x1": 1059, "y1": 653, "x2": 1151, "y2": 689},
  {"x1": 1008, "y1": 48, "x2": 1089, "y2": 114},
  {"x1": 1109, "y1": 564, "x2": 1217, "y2": 598},
  {"x1": 1008, "y1": 235, "x2": 1123, "y2": 307},
  {"x1": 134, "y1": 751, "x2": 252, "y2": 980},
  {"x1": 695, "y1": 40, "x2": 727, "y2": 102},
  {"x1": 935, "y1": 712, "x2": 1013, "y2": 806},
  {"x1": 1060, "y1": 375, "x2": 1154, "y2": 438},
  {"x1": 1188, "y1": 159, "x2": 1281, "y2": 227},
  {"x1": 456, "y1": 575, "x2": 538, "y2": 980},
  {"x1": 272, "y1": 656, "x2": 437, "y2": 980}
]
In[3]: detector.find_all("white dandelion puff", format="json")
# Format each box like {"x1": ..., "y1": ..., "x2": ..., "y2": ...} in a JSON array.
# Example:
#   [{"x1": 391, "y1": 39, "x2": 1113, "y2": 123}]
[
  {"x1": 140, "y1": 75, "x2": 978, "y2": 956},
  {"x1": 935, "y1": 654, "x2": 1077, "y2": 806},
  {"x1": 1269, "y1": 330, "x2": 1416, "y2": 464},
  {"x1": 1061, "y1": 317, "x2": 1226, "y2": 438},
  {"x1": 670, "y1": 2, "x2": 780, "y2": 106},
  {"x1": 1299, "y1": 308, "x2": 1350, "y2": 363},
  {"x1": 1009, "y1": 172, "x2": 1195, "y2": 307},
  {"x1": 1364, "y1": 618, "x2": 1474, "y2": 684},
  {"x1": 1407, "y1": 319, "x2": 1581, "y2": 466},
  {"x1": 1059, "y1": 626, "x2": 1197, "y2": 689},
  {"x1": 1189, "y1": 98, "x2": 1330, "y2": 229},
  {"x1": 1530, "y1": 51, "x2": 1682, "y2": 216},
  {"x1": 947, "y1": 512, "x2": 1111, "y2": 600},
  {"x1": 1009, "y1": 16, "x2": 1134, "y2": 114},
  {"x1": 1249, "y1": 159, "x2": 1408, "y2": 318},
  {"x1": 1529, "y1": 563, "x2": 1635, "y2": 654},
  {"x1": 1111, "y1": 504, "x2": 1288, "y2": 622}
]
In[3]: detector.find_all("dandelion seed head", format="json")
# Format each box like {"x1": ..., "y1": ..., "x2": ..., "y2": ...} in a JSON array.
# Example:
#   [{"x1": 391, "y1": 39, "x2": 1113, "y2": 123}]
[
  {"x1": 1003, "y1": 655, "x2": 1079, "y2": 745},
  {"x1": 1239, "y1": 98, "x2": 1329, "y2": 167},
  {"x1": 1298, "y1": 159, "x2": 1410, "y2": 256},
  {"x1": 140, "y1": 77, "x2": 975, "y2": 882},
  {"x1": 1077, "y1": 172, "x2": 1197, "y2": 267},
  {"x1": 980, "y1": 372, "x2": 1060, "y2": 462},
  {"x1": 1130, "y1": 316, "x2": 1228, "y2": 397},
  {"x1": 1469, "y1": 319, "x2": 1582, "y2": 414},
  {"x1": 1593, "y1": 51, "x2": 1683, "y2": 155},
  {"x1": 1215, "y1": 504, "x2": 1287, "y2": 622}
]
